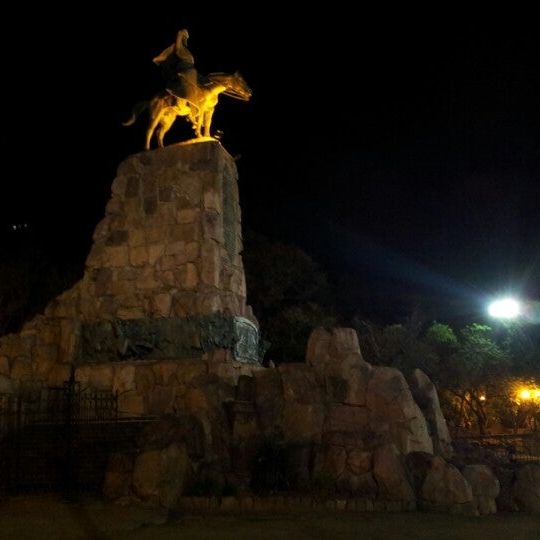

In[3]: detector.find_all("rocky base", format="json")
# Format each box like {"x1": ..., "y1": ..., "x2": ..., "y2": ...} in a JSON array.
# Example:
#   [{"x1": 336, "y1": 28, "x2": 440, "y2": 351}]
[{"x1": 102, "y1": 328, "x2": 487, "y2": 514}]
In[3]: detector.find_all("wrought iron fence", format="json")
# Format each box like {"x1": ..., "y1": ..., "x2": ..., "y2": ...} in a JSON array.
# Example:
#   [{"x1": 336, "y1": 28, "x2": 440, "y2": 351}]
[
  {"x1": 0, "y1": 383, "x2": 118, "y2": 437},
  {"x1": 455, "y1": 433, "x2": 540, "y2": 463},
  {"x1": 0, "y1": 381, "x2": 121, "y2": 492}
]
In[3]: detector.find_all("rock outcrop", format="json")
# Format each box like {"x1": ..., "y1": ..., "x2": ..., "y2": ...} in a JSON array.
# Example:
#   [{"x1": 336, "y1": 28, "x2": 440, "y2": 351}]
[
  {"x1": 406, "y1": 452, "x2": 474, "y2": 514},
  {"x1": 512, "y1": 464, "x2": 540, "y2": 513},
  {"x1": 462, "y1": 464, "x2": 500, "y2": 515},
  {"x1": 408, "y1": 369, "x2": 453, "y2": 459}
]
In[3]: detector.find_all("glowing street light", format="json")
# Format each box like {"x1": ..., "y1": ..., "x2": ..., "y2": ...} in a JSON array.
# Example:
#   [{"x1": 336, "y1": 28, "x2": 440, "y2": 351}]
[{"x1": 488, "y1": 298, "x2": 522, "y2": 319}]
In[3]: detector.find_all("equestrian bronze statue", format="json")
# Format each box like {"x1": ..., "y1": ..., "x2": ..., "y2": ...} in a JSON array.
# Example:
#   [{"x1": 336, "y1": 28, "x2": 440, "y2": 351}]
[{"x1": 123, "y1": 29, "x2": 252, "y2": 149}]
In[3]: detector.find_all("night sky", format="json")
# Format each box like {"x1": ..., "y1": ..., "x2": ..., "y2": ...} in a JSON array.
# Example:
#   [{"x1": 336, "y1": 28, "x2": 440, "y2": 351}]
[{"x1": 1, "y1": 11, "x2": 539, "y2": 323}]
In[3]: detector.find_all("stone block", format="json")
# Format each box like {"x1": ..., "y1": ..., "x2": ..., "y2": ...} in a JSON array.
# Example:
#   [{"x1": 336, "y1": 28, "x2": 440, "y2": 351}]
[
  {"x1": 135, "y1": 267, "x2": 160, "y2": 290},
  {"x1": 200, "y1": 243, "x2": 221, "y2": 287},
  {"x1": 103, "y1": 452, "x2": 134, "y2": 500},
  {"x1": 118, "y1": 391, "x2": 146, "y2": 416},
  {"x1": 175, "y1": 360, "x2": 206, "y2": 383},
  {"x1": 148, "y1": 385, "x2": 175, "y2": 415},
  {"x1": 512, "y1": 464, "x2": 540, "y2": 513},
  {"x1": 132, "y1": 444, "x2": 191, "y2": 509},
  {"x1": 130, "y1": 246, "x2": 148, "y2": 266},
  {"x1": 179, "y1": 263, "x2": 199, "y2": 289},
  {"x1": 409, "y1": 368, "x2": 453, "y2": 459},
  {"x1": 159, "y1": 202, "x2": 177, "y2": 224},
  {"x1": 88, "y1": 364, "x2": 114, "y2": 390},
  {"x1": 148, "y1": 244, "x2": 165, "y2": 264},
  {"x1": 367, "y1": 366, "x2": 433, "y2": 454},
  {"x1": 172, "y1": 292, "x2": 198, "y2": 317},
  {"x1": 105, "y1": 198, "x2": 123, "y2": 216},
  {"x1": 111, "y1": 175, "x2": 128, "y2": 196},
  {"x1": 202, "y1": 210, "x2": 224, "y2": 243},
  {"x1": 125, "y1": 175, "x2": 140, "y2": 198},
  {"x1": 373, "y1": 444, "x2": 415, "y2": 502},
  {"x1": 306, "y1": 327, "x2": 334, "y2": 366},
  {"x1": 158, "y1": 185, "x2": 173, "y2": 202},
  {"x1": 176, "y1": 174, "x2": 202, "y2": 202},
  {"x1": 347, "y1": 449, "x2": 372, "y2": 476},
  {"x1": 278, "y1": 363, "x2": 321, "y2": 404},
  {"x1": 135, "y1": 366, "x2": 156, "y2": 394},
  {"x1": 153, "y1": 361, "x2": 178, "y2": 385},
  {"x1": 203, "y1": 189, "x2": 222, "y2": 213},
  {"x1": 197, "y1": 294, "x2": 222, "y2": 315},
  {"x1": 0, "y1": 356, "x2": 10, "y2": 376},
  {"x1": 106, "y1": 230, "x2": 129, "y2": 246},
  {"x1": 169, "y1": 223, "x2": 199, "y2": 243},
  {"x1": 165, "y1": 241, "x2": 186, "y2": 256},
  {"x1": 146, "y1": 225, "x2": 169, "y2": 244},
  {"x1": 329, "y1": 328, "x2": 361, "y2": 357},
  {"x1": 421, "y1": 456, "x2": 473, "y2": 509},
  {"x1": 152, "y1": 293, "x2": 172, "y2": 318},
  {"x1": 324, "y1": 404, "x2": 369, "y2": 433},
  {"x1": 105, "y1": 246, "x2": 129, "y2": 267},
  {"x1": 117, "y1": 307, "x2": 145, "y2": 319},
  {"x1": 47, "y1": 364, "x2": 72, "y2": 386},
  {"x1": 282, "y1": 402, "x2": 324, "y2": 443},
  {"x1": 178, "y1": 208, "x2": 198, "y2": 224},
  {"x1": 0, "y1": 374, "x2": 15, "y2": 393},
  {"x1": 114, "y1": 365, "x2": 136, "y2": 393}
]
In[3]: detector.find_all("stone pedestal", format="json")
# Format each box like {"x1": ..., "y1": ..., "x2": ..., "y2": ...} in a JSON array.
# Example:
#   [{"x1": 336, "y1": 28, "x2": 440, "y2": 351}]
[
  {"x1": 0, "y1": 140, "x2": 260, "y2": 398},
  {"x1": 81, "y1": 140, "x2": 249, "y2": 322}
]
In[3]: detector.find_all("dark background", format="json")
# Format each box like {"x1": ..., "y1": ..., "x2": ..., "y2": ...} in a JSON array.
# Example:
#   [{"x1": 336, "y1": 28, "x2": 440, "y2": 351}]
[{"x1": 1, "y1": 10, "x2": 539, "y2": 324}]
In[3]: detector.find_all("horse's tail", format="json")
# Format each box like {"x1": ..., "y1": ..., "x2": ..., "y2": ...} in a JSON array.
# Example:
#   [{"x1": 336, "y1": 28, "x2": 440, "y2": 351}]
[{"x1": 122, "y1": 101, "x2": 149, "y2": 126}]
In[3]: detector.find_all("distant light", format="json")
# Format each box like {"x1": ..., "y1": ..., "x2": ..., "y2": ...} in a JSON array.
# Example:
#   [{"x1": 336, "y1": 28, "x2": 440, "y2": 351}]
[
  {"x1": 519, "y1": 389, "x2": 531, "y2": 400},
  {"x1": 479, "y1": 394, "x2": 486, "y2": 401},
  {"x1": 488, "y1": 298, "x2": 521, "y2": 319},
  {"x1": 9, "y1": 223, "x2": 29, "y2": 232}
]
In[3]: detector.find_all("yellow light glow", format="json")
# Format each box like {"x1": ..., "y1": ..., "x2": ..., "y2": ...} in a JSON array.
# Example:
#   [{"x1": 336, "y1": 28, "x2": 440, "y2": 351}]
[
  {"x1": 535, "y1": 390, "x2": 540, "y2": 399},
  {"x1": 519, "y1": 389, "x2": 531, "y2": 400},
  {"x1": 479, "y1": 395, "x2": 486, "y2": 401}
]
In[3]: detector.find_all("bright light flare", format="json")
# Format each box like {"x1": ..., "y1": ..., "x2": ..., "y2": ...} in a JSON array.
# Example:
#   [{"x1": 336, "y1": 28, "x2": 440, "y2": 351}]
[
  {"x1": 516, "y1": 386, "x2": 540, "y2": 403},
  {"x1": 488, "y1": 298, "x2": 521, "y2": 319}
]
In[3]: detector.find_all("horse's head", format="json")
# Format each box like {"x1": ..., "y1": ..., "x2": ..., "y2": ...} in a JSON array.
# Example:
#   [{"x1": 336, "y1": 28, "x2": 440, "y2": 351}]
[
  {"x1": 229, "y1": 71, "x2": 252, "y2": 101},
  {"x1": 208, "y1": 71, "x2": 252, "y2": 101}
]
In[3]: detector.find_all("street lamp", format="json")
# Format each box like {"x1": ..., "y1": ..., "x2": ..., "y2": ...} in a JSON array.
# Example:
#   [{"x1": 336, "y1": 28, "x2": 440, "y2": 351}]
[{"x1": 487, "y1": 297, "x2": 522, "y2": 319}]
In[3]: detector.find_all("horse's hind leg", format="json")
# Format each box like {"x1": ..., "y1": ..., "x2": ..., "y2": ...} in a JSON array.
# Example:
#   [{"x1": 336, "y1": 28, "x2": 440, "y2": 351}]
[
  {"x1": 145, "y1": 118, "x2": 160, "y2": 150},
  {"x1": 145, "y1": 105, "x2": 164, "y2": 150},
  {"x1": 156, "y1": 115, "x2": 175, "y2": 148}
]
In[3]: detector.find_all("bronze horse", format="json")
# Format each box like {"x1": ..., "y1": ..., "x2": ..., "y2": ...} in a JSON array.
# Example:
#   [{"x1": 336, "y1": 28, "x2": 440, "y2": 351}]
[{"x1": 123, "y1": 72, "x2": 252, "y2": 149}]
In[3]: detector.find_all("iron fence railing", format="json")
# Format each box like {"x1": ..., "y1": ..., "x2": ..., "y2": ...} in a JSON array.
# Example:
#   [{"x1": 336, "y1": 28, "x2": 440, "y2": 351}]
[
  {"x1": 455, "y1": 433, "x2": 540, "y2": 463},
  {"x1": 0, "y1": 384, "x2": 118, "y2": 437}
]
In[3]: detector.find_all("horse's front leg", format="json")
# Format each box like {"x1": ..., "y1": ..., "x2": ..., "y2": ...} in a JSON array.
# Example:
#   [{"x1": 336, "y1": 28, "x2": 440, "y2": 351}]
[{"x1": 203, "y1": 108, "x2": 216, "y2": 137}]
